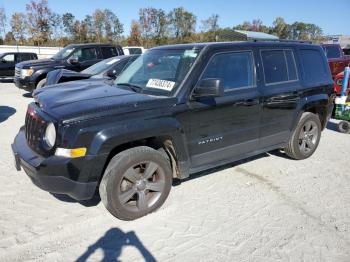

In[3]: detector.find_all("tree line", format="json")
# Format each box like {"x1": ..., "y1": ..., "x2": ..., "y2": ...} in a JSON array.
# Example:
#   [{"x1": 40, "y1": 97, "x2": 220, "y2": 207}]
[{"x1": 0, "y1": 0, "x2": 326, "y2": 48}]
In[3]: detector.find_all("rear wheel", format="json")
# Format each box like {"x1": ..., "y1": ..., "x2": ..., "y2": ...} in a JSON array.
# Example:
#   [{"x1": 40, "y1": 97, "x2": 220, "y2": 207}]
[
  {"x1": 99, "y1": 146, "x2": 172, "y2": 220},
  {"x1": 337, "y1": 121, "x2": 350, "y2": 134},
  {"x1": 285, "y1": 112, "x2": 321, "y2": 160}
]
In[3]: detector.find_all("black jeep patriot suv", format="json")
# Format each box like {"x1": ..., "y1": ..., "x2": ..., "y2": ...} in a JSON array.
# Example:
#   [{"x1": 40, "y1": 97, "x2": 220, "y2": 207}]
[
  {"x1": 14, "y1": 43, "x2": 124, "y2": 91},
  {"x1": 12, "y1": 41, "x2": 335, "y2": 220}
]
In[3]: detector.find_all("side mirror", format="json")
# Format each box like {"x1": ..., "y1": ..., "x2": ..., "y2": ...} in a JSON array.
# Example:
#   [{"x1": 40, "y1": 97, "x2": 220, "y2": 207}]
[
  {"x1": 106, "y1": 69, "x2": 118, "y2": 79},
  {"x1": 68, "y1": 58, "x2": 79, "y2": 65},
  {"x1": 192, "y1": 78, "x2": 224, "y2": 98},
  {"x1": 1, "y1": 58, "x2": 6, "y2": 63}
]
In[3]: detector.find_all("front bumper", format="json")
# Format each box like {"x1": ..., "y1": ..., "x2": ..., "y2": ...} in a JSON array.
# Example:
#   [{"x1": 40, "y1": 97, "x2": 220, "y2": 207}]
[
  {"x1": 14, "y1": 77, "x2": 36, "y2": 92},
  {"x1": 11, "y1": 127, "x2": 98, "y2": 200}
]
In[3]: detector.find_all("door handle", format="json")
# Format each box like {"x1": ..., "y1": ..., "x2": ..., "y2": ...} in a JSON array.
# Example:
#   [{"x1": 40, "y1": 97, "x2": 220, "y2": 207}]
[{"x1": 235, "y1": 99, "x2": 259, "y2": 106}]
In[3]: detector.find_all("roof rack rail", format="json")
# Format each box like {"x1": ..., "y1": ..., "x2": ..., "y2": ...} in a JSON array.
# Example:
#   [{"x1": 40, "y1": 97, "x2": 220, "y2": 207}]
[{"x1": 251, "y1": 39, "x2": 313, "y2": 44}]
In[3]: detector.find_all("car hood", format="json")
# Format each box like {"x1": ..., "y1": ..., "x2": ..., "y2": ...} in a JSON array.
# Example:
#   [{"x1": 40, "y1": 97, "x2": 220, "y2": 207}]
[
  {"x1": 46, "y1": 69, "x2": 93, "y2": 86},
  {"x1": 17, "y1": 58, "x2": 57, "y2": 69},
  {"x1": 33, "y1": 81, "x2": 177, "y2": 122}
]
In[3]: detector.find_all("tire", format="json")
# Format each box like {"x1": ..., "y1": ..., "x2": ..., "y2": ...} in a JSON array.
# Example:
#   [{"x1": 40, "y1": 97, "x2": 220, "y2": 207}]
[
  {"x1": 99, "y1": 146, "x2": 173, "y2": 220},
  {"x1": 36, "y1": 78, "x2": 46, "y2": 89},
  {"x1": 337, "y1": 121, "x2": 350, "y2": 134},
  {"x1": 284, "y1": 112, "x2": 322, "y2": 160}
]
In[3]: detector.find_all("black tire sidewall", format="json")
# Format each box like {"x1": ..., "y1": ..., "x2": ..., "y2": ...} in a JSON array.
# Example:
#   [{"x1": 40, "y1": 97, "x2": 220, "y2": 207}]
[
  {"x1": 291, "y1": 113, "x2": 322, "y2": 160},
  {"x1": 100, "y1": 147, "x2": 172, "y2": 220},
  {"x1": 338, "y1": 121, "x2": 350, "y2": 134}
]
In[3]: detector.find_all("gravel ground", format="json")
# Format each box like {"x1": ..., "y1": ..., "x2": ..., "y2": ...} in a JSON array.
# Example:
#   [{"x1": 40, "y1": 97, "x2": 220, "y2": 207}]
[{"x1": 0, "y1": 81, "x2": 350, "y2": 262}]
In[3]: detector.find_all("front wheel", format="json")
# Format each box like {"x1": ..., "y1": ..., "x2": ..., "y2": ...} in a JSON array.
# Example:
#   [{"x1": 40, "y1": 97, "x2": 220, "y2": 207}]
[
  {"x1": 36, "y1": 78, "x2": 46, "y2": 89},
  {"x1": 284, "y1": 112, "x2": 321, "y2": 160},
  {"x1": 99, "y1": 146, "x2": 173, "y2": 220}
]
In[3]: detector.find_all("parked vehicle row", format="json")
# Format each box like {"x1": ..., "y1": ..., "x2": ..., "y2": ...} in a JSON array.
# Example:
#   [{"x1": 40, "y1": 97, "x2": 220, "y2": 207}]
[
  {"x1": 14, "y1": 43, "x2": 124, "y2": 91},
  {"x1": 12, "y1": 40, "x2": 335, "y2": 220}
]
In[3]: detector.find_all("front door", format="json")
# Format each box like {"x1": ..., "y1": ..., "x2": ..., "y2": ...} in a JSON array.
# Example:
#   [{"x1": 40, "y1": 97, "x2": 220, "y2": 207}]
[{"x1": 185, "y1": 49, "x2": 261, "y2": 170}]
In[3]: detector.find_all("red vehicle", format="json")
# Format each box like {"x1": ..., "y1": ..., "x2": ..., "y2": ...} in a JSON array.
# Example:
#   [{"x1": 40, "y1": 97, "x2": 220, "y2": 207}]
[
  {"x1": 334, "y1": 71, "x2": 350, "y2": 95},
  {"x1": 322, "y1": 44, "x2": 350, "y2": 79}
]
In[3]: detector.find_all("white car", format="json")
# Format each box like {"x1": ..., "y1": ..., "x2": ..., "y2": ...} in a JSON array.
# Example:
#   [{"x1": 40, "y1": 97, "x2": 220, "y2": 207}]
[{"x1": 123, "y1": 46, "x2": 146, "y2": 55}]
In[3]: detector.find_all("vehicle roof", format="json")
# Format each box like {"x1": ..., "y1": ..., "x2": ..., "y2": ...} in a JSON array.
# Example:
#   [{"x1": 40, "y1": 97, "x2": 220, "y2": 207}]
[
  {"x1": 65, "y1": 43, "x2": 121, "y2": 48},
  {"x1": 152, "y1": 41, "x2": 319, "y2": 50}
]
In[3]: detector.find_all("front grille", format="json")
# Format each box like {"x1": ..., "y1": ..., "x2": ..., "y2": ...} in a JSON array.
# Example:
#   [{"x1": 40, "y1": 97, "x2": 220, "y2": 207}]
[
  {"x1": 25, "y1": 106, "x2": 47, "y2": 153},
  {"x1": 15, "y1": 67, "x2": 21, "y2": 78}
]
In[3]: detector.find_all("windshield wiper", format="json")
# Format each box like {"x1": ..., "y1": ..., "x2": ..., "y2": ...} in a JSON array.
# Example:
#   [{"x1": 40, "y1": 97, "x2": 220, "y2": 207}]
[{"x1": 117, "y1": 83, "x2": 143, "y2": 93}]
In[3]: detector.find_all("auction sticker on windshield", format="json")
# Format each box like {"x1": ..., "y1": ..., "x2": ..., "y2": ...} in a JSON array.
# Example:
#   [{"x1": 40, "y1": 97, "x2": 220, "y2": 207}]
[{"x1": 146, "y1": 79, "x2": 176, "y2": 91}]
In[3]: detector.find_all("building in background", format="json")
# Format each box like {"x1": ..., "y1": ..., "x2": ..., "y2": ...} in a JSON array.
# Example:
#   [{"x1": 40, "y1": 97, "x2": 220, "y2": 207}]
[{"x1": 325, "y1": 35, "x2": 350, "y2": 48}]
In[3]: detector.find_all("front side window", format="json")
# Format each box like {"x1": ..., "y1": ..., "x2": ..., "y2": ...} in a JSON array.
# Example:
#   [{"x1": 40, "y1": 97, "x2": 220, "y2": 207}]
[
  {"x1": 52, "y1": 46, "x2": 75, "y2": 60},
  {"x1": 71, "y1": 48, "x2": 97, "y2": 62},
  {"x1": 200, "y1": 51, "x2": 255, "y2": 91},
  {"x1": 117, "y1": 48, "x2": 201, "y2": 95},
  {"x1": 261, "y1": 49, "x2": 298, "y2": 85},
  {"x1": 2, "y1": 54, "x2": 15, "y2": 62}
]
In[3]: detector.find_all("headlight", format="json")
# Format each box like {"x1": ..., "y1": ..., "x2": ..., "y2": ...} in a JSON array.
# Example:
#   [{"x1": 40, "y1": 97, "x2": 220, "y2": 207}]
[
  {"x1": 44, "y1": 123, "x2": 56, "y2": 149},
  {"x1": 336, "y1": 78, "x2": 343, "y2": 87},
  {"x1": 20, "y1": 68, "x2": 34, "y2": 78}
]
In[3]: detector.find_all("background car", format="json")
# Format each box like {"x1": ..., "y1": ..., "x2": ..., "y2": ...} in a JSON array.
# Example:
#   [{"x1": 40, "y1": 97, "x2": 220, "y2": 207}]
[
  {"x1": 0, "y1": 52, "x2": 37, "y2": 79},
  {"x1": 334, "y1": 71, "x2": 350, "y2": 95},
  {"x1": 14, "y1": 43, "x2": 124, "y2": 91},
  {"x1": 123, "y1": 46, "x2": 146, "y2": 55},
  {"x1": 322, "y1": 44, "x2": 350, "y2": 79},
  {"x1": 45, "y1": 55, "x2": 139, "y2": 86}
]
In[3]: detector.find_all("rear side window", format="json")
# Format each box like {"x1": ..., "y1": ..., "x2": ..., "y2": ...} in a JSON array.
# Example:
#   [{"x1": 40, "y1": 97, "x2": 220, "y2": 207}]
[
  {"x1": 323, "y1": 46, "x2": 341, "y2": 59},
  {"x1": 201, "y1": 51, "x2": 255, "y2": 91},
  {"x1": 101, "y1": 47, "x2": 118, "y2": 58},
  {"x1": 300, "y1": 49, "x2": 329, "y2": 83},
  {"x1": 19, "y1": 53, "x2": 32, "y2": 61},
  {"x1": 261, "y1": 49, "x2": 298, "y2": 85}
]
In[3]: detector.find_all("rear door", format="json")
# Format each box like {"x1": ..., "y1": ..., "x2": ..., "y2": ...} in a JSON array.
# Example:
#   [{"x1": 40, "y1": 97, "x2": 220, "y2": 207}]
[
  {"x1": 70, "y1": 47, "x2": 100, "y2": 71},
  {"x1": 185, "y1": 48, "x2": 261, "y2": 169},
  {"x1": 258, "y1": 48, "x2": 301, "y2": 149}
]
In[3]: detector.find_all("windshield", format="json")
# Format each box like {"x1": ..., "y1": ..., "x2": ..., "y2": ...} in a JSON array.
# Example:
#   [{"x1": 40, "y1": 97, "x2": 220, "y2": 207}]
[
  {"x1": 52, "y1": 46, "x2": 75, "y2": 60},
  {"x1": 82, "y1": 56, "x2": 121, "y2": 75},
  {"x1": 116, "y1": 48, "x2": 201, "y2": 95}
]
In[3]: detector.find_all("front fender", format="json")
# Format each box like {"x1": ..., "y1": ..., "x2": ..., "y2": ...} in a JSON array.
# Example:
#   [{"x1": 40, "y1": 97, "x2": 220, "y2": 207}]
[{"x1": 89, "y1": 117, "x2": 190, "y2": 163}]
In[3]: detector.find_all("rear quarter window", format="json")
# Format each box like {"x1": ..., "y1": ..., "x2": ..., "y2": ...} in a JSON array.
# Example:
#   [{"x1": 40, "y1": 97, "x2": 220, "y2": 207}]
[{"x1": 300, "y1": 49, "x2": 330, "y2": 83}]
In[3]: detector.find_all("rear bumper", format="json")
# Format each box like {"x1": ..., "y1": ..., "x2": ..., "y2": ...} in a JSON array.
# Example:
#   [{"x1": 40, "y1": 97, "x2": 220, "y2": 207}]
[
  {"x1": 12, "y1": 128, "x2": 99, "y2": 200},
  {"x1": 14, "y1": 77, "x2": 36, "y2": 92}
]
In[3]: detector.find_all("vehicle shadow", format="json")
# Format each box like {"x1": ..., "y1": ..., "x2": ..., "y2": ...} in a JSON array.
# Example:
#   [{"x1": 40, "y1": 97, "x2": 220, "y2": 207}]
[
  {"x1": 0, "y1": 78, "x2": 14, "y2": 83},
  {"x1": 174, "y1": 152, "x2": 272, "y2": 185},
  {"x1": 50, "y1": 192, "x2": 101, "y2": 207},
  {"x1": 75, "y1": 228, "x2": 156, "y2": 262},
  {"x1": 0, "y1": 106, "x2": 16, "y2": 123},
  {"x1": 22, "y1": 92, "x2": 33, "y2": 98}
]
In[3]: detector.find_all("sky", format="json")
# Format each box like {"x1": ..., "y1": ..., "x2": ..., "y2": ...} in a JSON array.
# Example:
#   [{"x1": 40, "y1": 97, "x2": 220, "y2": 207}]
[{"x1": 1, "y1": 0, "x2": 350, "y2": 36}]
